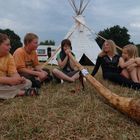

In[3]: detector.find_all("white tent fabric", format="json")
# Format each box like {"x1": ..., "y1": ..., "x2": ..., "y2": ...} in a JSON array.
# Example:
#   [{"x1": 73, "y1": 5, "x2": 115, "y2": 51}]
[
  {"x1": 49, "y1": 0, "x2": 101, "y2": 65},
  {"x1": 49, "y1": 15, "x2": 101, "y2": 65}
]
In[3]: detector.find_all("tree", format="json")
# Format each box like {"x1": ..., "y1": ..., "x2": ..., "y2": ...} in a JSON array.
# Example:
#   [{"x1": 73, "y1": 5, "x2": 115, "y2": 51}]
[
  {"x1": 96, "y1": 25, "x2": 133, "y2": 49},
  {"x1": 0, "y1": 29, "x2": 22, "y2": 54},
  {"x1": 40, "y1": 40, "x2": 55, "y2": 45},
  {"x1": 136, "y1": 44, "x2": 140, "y2": 56}
]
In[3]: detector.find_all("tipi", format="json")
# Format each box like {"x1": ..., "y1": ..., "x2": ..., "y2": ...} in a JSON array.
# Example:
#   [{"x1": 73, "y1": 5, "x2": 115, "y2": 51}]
[{"x1": 50, "y1": 0, "x2": 101, "y2": 65}]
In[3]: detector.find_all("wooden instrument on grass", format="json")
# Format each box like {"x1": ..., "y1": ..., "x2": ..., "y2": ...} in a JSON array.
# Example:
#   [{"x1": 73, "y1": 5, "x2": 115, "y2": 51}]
[{"x1": 69, "y1": 53, "x2": 140, "y2": 123}]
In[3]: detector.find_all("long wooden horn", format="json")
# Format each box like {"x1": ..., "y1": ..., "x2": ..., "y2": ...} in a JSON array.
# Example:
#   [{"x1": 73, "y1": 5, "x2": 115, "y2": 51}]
[{"x1": 69, "y1": 53, "x2": 140, "y2": 123}]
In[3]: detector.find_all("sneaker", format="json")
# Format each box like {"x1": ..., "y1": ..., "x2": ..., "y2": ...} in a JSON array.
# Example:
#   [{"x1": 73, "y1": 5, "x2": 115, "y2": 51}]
[
  {"x1": 25, "y1": 88, "x2": 40, "y2": 96},
  {"x1": 61, "y1": 79, "x2": 64, "y2": 84},
  {"x1": 44, "y1": 75, "x2": 53, "y2": 83}
]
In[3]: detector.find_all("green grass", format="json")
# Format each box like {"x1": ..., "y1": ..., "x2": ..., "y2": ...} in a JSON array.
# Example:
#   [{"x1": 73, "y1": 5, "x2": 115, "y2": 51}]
[{"x1": 0, "y1": 66, "x2": 140, "y2": 140}]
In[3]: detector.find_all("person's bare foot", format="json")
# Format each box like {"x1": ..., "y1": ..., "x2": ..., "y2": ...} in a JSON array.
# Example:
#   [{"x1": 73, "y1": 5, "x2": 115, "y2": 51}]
[{"x1": 17, "y1": 90, "x2": 25, "y2": 96}]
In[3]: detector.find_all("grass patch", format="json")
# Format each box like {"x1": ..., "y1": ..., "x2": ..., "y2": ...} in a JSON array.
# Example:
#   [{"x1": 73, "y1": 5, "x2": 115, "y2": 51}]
[{"x1": 0, "y1": 66, "x2": 140, "y2": 140}]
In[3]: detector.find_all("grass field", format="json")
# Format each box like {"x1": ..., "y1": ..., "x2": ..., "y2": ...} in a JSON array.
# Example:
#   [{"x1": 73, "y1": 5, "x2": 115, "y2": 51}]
[{"x1": 0, "y1": 66, "x2": 140, "y2": 140}]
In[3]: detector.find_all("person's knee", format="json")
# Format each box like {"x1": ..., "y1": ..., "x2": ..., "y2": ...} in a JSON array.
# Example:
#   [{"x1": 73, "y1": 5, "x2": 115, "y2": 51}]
[
  {"x1": 25, "y1": 79, "x2": 32, "y2": 88},
  {"x1": 52, "y1": 68, "x2": 59, "y2": 75},
  {"x1": 42, "y1": 68, "x2": 50, "y2": 75}
]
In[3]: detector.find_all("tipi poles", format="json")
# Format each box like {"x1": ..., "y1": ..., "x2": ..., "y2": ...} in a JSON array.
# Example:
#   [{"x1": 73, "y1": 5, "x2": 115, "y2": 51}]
[
  {"x1": 80, "y1": 0, "x2": 91, "y2": 15},
  {"x1": 68, "y1": 52, "x2": 140, "y2": 123},
  {"x1": 41, "y1": 25, "x2": 78, "y2": 68},
  {"x1": 68, "y1": 0, "x2": 91, "y2": 15},
  {"x1": 68, "y1": 0, "x2": 78, "y2": 14},
  {"x1": 73, "y1": 16, "x2": 122, "y2": 51}
]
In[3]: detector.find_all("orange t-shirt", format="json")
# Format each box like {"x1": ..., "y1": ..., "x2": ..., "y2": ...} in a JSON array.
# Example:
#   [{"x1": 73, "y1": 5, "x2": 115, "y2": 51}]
[
  {"x1": 13, "y1": 47, "x2": 39, "y2": 70},
  {"x1": 0, "y1": 53, "x2": 17, "y2": 77}
]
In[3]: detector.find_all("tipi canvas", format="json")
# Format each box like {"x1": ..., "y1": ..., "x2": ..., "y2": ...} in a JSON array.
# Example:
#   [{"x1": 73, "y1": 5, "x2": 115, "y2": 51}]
[{"x1": 49, "y1": 0, "x2": 101, "y2": 65}]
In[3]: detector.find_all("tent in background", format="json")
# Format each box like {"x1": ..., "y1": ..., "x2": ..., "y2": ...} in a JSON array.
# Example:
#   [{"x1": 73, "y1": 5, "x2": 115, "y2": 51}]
[{"x1": 49, "y1": 0, "x2": 101, "y2": 65}]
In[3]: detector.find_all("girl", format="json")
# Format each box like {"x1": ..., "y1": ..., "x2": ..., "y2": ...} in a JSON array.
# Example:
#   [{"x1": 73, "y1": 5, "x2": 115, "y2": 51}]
[
  {"x1": 52, "y1": 39, "x2": 79, "y2": 83},
  {"x1": 119, "y1": 44, "x2": 140, "y2": 83},
  {"x1": 91, "y1": 39, "x2": 120, "y2": 79}
]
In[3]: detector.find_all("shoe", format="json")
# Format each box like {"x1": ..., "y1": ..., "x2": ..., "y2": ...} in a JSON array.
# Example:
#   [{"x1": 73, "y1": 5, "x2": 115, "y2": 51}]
[
  {"x1": 79, "y1": 71, "x2": 85, "y2": 90},
  {"x1": 32, "y1": 80, "x2": 41, "y2": 88},
  {"x1": 44, "y1": 75, "x2": 53, "y2": 83},
  {"x1": 52, "y1": 75, "x2": 61, "y2": 83},
  {"x1": 61, "y1": 79, "x2": 64, "y2": 84},
  {"x1": 25, "y1": 88, "x2": 40, "y2": 96}
]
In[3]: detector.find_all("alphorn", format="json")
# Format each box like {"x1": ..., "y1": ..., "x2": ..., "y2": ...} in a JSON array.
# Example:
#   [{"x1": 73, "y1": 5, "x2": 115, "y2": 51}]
[{"x1": 69, "y1": 53, "x2": 140, "y2": 123}]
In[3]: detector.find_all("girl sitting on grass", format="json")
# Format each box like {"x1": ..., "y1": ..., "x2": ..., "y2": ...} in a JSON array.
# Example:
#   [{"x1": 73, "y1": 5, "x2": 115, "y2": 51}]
[
  {"x1": 52, "y1": 39, "x2": 79, "y2": 83},
  {"x1": 119, "y1": 44, "x2": 140, "y2": 83},
  {"x1": 91, "y1": 40, "x2": 140, "y2": 90}
]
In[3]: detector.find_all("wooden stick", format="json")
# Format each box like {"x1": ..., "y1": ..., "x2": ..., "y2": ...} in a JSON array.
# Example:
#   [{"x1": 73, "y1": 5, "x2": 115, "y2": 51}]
[{"x1": 69, "y1": 52, "x2": 140, "y2": 123}]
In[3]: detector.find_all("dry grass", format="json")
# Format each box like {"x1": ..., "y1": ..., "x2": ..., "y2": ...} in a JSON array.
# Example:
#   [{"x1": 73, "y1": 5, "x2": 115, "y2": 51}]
[{"x1": 0, "y1": 66, "x2": 140, "y2": 140}]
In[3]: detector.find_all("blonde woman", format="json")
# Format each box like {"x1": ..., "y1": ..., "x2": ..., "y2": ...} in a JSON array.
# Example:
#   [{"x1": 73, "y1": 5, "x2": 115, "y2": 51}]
[
  {"x1": 119, "y1": 44, "x2": 140, "y2": 83},
  {"x1": 91, "y1": 40, "x2": 140, "y2": 90},
  {"x1": 91, "y1": 39, "x2": 120, "y2": 79}
]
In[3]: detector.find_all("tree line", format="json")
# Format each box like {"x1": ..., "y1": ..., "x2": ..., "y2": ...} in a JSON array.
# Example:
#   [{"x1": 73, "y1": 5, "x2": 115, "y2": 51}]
[
  {"x1": 0, "y1": 25, "x2": 139, "y2": 55},
  {"x1": 0, "y1": 29, "x2": 55, "y2": 54}
]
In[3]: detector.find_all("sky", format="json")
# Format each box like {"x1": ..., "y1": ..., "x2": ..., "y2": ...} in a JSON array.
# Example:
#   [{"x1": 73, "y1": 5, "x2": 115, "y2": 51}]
[{"x1": 0, "y1": 0, "x2": 140, "y2": 45}]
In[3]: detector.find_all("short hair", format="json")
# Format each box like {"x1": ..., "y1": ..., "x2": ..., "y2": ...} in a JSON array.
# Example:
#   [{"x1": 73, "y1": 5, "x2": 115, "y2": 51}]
[
  {"x1": 0, "y1": 33, "x2": 9, "y2": 45},
  {"x1": 24, "y1": 33, "x2": 38, "y2": 45}
]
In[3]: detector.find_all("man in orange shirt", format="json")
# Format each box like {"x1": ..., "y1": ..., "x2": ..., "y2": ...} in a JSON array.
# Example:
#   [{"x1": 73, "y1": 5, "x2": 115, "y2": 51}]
[
  {"x1": 13, "y1": 33, "x2": 51, "y2": 88},
  {"x1": 0, "y1": 33, "x2": 32, "y2": 99}
]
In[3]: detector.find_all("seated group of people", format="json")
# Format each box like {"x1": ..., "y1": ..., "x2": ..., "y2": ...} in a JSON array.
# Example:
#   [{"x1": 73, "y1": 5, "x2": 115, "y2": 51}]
[
  {"x1": 0, "y1": 32, "x2": 140, "y2": 100},
  {"x1": 91, "y1": 39, "x2": 140, "y2": 89},
  {"x1": 0, "y1": 33, "x2": 79, "y2": 99}
]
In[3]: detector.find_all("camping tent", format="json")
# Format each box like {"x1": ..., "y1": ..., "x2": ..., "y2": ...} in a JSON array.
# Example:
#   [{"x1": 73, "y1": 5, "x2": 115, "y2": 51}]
[{"x1": 49, "y1": 0, "x2": 101, "y2": 65}]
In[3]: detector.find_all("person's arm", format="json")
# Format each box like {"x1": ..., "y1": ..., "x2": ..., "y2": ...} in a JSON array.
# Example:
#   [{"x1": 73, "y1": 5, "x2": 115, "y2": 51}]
[
  {"x1": 0, "y1": 73, "x2": 25, "y2": 85},
  {"x1": 57, "y1": 51, "x2": 69, "y2": 69},
  {"x1": 119, "y1": 57, "x2": 136, "y2": 68},
  {"x1": 0, "y1": 76, "x2": 15, "y2": 85},
  {"x1": 34, "y1": 65, "x2": 43, "y2": 72},
  {"x1": 18, "y1": 68, "x2": 41, "y2": 77},
  {"x1": 69, "y1": 52, "x2": 78, "y2": 70},
  {"x1": 91, "y1": 56, "x2": 102, "y2": 76},
  {"x1": 135, "y1": 57, "x2": 140, "y2": 66},
  {"x1": 127, "y1": 63, "x2": 137, "y2": 72}
]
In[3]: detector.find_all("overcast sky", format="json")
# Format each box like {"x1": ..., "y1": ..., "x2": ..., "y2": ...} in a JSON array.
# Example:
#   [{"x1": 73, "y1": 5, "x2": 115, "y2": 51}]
[{"x1": 0, "y1": 0, "x2": 140, "y2": 45}]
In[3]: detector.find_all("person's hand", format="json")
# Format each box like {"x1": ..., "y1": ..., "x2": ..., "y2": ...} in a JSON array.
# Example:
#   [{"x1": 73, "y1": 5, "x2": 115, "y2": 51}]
[
  {"x1": 37, "y1": 71, "x2": 48, "y2": 81},
  {"x1": 135, "y1": 57, "x2": 140, "y2": 65},
  {"x1": 128, "y1": 58, "x2": 135, "y2": 64},
  {"x1": 20, "y1": 76, "x2": 26, "y2": 84},
  {"x1": 65, "y1": 49, "x2": 71, "y2": 56},
  {"x1": 127, "y1": 63, "x2": 137, "y2": 72},
  {"x1": 10, "y1": 76, "x2": 25, "y2": 85}
]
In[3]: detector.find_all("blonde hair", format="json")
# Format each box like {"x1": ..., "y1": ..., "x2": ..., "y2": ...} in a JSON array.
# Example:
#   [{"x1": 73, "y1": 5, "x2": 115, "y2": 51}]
[
  {"x1": 99, "y1": 40, "x2": 117, "y2": 57},
  {"x1": 123, "y1": 44, "x2": 138, "y2": 58},
  {"x1": 24, "y1": 33, "x2": 38, "y2": 45}
]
